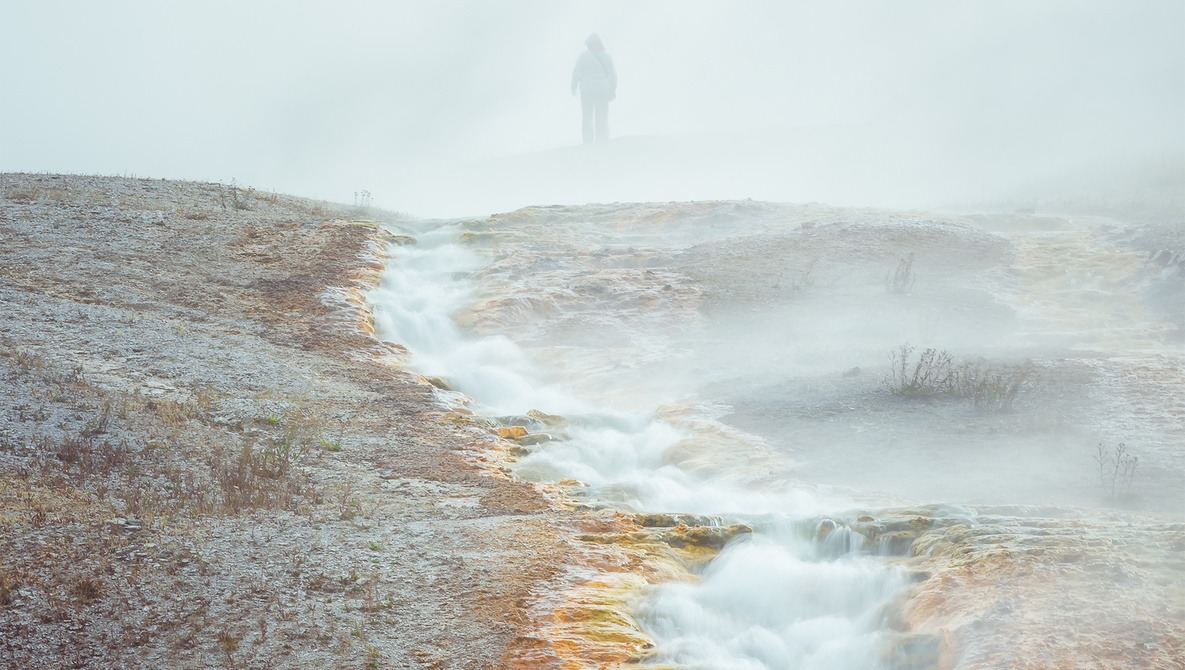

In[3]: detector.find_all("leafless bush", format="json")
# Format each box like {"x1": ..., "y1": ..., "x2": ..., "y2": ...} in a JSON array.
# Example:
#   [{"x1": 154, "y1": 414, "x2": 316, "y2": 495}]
[
  {"x1": 28, "y1": 504, "x2": 48, "y2": 527},
  {"x1": 1095, "y1": 442, "x2": 1139, "y2": 499},
  {"x1": 153, "y1": 397, "x2": 192, "y2": 430},
  {"x1": 55, "y1": 434, "x2": 89, "y2": 465},
  {"x1": 886, "y1": 344, "x2": 954, "y2": 397},
  {"x1": 887, "y1": 345, "x2": 1037, "y2": 411},
  {"x1": 885, "y1": 253, "x2": 917, "y2": 294},
  {"x1": 222, "y1": 178, "x2": 253, "y2": 211},
  {"x1": 56, "y1": 432, "x2": 129, "y2": 475},
  {"x1": 951, "y1": 361, "x2": 1036, "y2": 411},
  {"x1": 191, "y1": 385, "x2": 218, "y2": 415},
  {"x1": 82, "y1": 398, "x2": 113, "y2": 437},
  {"x1": 354, "y1": 190, "x2": 372, "y2": 214},
  {"x1": 774, "y1": 256, "x2": 818, "y2": 294}
]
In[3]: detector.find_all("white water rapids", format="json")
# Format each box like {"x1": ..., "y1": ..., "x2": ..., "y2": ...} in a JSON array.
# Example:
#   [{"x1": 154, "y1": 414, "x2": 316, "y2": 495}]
[
  {"x1": 370, "y1": 219, "x2": 914, "y2": 670},
  {"x1": 369, "y1": 201, "x2": 1184, "y2": 669}
]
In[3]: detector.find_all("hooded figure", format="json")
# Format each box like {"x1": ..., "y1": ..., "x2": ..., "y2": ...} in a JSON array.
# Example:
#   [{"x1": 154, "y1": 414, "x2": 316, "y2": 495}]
[{"x1": 570, "y1": 34, "x2": 617, "y2": 143}]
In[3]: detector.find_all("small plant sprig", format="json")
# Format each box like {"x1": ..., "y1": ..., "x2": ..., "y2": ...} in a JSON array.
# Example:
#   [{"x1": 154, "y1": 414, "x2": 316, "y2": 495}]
[
  {"x1": 216, "y1": 627, "x2": 242, "y2": 669},
  {"x1": 339, "y1": 479, "x2": 361, "y2": 520},
  {"x1": 1094, "y1": 442, "x2": 1139, "y2": 500}
]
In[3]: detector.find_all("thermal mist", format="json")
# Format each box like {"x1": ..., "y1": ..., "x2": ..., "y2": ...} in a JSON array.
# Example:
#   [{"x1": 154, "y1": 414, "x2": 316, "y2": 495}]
[
  {"x1": 4, "y1": 2, "x2": 1183, "y2": 668},
  {"x1": 369, "y1": 195, "x2": 1184, "y2": 666},
  {"x1": 2, "y1": 1, "x2": 1182, "y2": 216}
]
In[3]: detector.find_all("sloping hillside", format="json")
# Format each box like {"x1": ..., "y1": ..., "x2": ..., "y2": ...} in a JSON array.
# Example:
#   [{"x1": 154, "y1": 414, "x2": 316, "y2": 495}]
[{"x1": 0, "y1": 173, "x2": 561, "y2": 669}]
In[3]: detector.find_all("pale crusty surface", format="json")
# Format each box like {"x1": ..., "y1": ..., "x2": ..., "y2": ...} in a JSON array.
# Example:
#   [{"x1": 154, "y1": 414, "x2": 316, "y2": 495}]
[{"x1": 0, "y1": 173, "x2": 565, "y2": 670}]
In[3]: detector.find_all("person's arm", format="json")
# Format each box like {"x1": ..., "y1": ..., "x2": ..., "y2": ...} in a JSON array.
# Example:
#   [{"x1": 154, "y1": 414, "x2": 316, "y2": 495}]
[
  {"x1": 605, "y1": 54, "x2": 617, "y2": 91},
  {"x1": 571, "y1": 55, "x2": 582, "y2": 95}
]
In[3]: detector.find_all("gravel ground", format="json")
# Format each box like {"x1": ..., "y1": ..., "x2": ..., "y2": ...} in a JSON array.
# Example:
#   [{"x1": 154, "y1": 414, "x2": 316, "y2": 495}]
[{"x1": 0, "y1": 173, "x2": 566, "y2": 670}]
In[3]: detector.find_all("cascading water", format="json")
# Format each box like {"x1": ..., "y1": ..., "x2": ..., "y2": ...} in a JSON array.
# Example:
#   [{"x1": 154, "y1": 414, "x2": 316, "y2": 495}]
[
  {"x1": 370, "y1": 218, "x2": 914, "y2": 670},
  {"x1": 636, "y1": 524, "x2": 910, "y2": 670}
]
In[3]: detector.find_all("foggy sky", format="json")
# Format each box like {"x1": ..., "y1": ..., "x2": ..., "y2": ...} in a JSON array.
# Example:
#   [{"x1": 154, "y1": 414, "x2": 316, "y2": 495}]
[{"x1": 2, "y1": 1, "x2": 1182, "y2": 216}]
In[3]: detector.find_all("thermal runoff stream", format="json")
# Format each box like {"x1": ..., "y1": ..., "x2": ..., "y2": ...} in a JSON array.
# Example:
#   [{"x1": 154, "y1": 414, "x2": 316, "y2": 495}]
[{"x1": 370, "y1": 202, "x2": 1185, "y2": 669}]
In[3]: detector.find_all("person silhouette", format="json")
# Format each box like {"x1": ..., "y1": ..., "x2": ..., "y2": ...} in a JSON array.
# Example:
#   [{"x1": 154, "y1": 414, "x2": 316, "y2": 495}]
[{"x1": 570, "y1": 34, "x2": 617, "y2": 143}]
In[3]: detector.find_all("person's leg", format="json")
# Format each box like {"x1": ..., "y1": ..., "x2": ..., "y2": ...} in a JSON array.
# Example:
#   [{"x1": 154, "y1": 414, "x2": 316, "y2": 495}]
[
  {"x1": 595, "y1": 99, "x2": 609, "y2": 142},
  {"x1": 581, "y1": 94, "x2": 595, "y2": 144}
]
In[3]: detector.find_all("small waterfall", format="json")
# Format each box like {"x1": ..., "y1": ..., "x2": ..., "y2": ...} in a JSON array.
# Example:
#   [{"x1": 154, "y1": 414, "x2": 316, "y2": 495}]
[
  {"x1": 370, "y1": 220, "x2": 913, "y2": 670},
  {"x1": 638, "y1": 529, "x2": 907, "y2": 670}
]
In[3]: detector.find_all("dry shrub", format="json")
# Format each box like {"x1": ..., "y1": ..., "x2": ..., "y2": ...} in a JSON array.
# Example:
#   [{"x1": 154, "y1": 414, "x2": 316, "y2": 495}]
[
  {"x1": 0, "y1": 570, "x2": 18, "y2": 607},
  {"x1": 951, "y1": 361, "x2": 1035, "y2": 411},
  {"x1": 887, "y1": 344, "x2": 1037, "y2": 411},
  {"x1": 9, "y1": 347, "x2": 48, "y2": 375},
  {"x1": 56, "y1": 434, "x2": 129, "y2": 475},
  {"x1": 191, "y1": 385, "x2": 218, "y2": 415},
  {"x1": 3, "y1": 187, "x2": 38, "y2": 203},
  {"x1": 887, "y1": 345, "x2": 954, "y2": 397},
  {"x1": 338, "y1": 479, "x2": 360, "y2": 521},
  {"x1": 152, "y1": 397, "x2": 192, "y2": 430},
  {"x1": 55, "y1": 434, "x2": 92, "y2": 465},
  {"x1": 3, "y1": 186, "x2": 69, "y2": 203},
  {"x1": 81, "y1": 399, "x2": 113, "y2": 437},
  {"x1": 28, "y1": 503, "x2": 48, "y2": 527},
  {"x1": 1095, "y1": 442, "x2": 1139, "y2": 500},
  {"x1": 211, "y1": 440, "x2": 307, "y2": 514},
  {"x1": 885, "y1": 253, "x2": 917, "y2": 294},
  {"x1": 69, "y1": 576, "x2": 104, "y2": 605}
]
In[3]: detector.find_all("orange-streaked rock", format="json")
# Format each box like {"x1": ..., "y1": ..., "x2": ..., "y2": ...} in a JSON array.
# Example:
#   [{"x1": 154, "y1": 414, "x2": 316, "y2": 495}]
[{"x1": 498, "y1": 426, "x2": 529, "y2": 440}]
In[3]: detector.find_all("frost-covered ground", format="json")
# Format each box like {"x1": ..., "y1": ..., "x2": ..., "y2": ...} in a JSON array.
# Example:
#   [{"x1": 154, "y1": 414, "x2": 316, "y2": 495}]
[{"x1": 0, "y1": 174, "x2": 563, "y2": 670}]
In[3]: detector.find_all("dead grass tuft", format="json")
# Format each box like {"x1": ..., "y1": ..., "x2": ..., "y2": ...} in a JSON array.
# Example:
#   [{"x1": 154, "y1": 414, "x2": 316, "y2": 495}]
[
  {"x1": 0, "y1": 570, "x2": 19, "y2": 607},
  {"x1": 9, "y1": 347, "x2": 49, "y2": 375},
  {"x1": 3, "y1": 186, "x2": 70, "y2": 204},
  {"x1": 69, "y1": 576, "x2": 104, "y2": 605},
  {"x1": 216, "y1": 626, "x2": 242, "y2": 668},
  {"x1": 211, "y1": 441, "x2": 308, "y2": 514}
]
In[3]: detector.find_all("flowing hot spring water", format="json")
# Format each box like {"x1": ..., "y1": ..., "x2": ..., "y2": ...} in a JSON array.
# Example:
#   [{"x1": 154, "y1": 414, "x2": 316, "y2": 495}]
[
  {"x1": 369, "y1": 204, "x2": 1185, "y2": 668},
  {"x1": 369, "y1": 215, "x2": 922, "y2": 670}
]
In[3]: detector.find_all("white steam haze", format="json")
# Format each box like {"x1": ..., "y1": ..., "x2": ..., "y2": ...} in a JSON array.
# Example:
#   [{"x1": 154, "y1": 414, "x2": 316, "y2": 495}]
[
  {"x1": 5, "y1": 3, "x2": 1185, "y2": 668},
  {"x1": 2, "y1": 0, "x2": 1182, "y2": 217}
]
